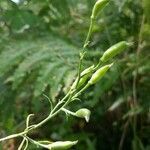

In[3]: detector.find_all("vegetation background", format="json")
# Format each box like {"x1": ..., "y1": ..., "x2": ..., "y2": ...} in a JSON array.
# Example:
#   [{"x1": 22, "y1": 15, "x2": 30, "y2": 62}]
[{"x1": 0, "y1": 0, "x2": 149, "y2": 149}]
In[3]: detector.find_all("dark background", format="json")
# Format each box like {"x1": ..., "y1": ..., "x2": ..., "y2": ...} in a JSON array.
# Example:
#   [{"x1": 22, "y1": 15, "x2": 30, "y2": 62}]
[{"x1": 0, "y1": 0, "x2": 149, "y2": 149}]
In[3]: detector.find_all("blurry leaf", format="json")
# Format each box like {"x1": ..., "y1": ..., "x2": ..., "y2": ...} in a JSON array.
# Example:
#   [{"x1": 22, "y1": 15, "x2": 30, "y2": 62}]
[
  {"x1": 3, "y1": 9, "x2": 39, "y2": 32},
  {"x1": 10, "y1": 0, "x2": 20, "y2": 4},
  {"x1": 143, "y1": 0, "x2": 150, "y2": 22},
  {"x1": 108, "y1": 97, "x2": 125, "y2": 111},
  {"x1": 132, "y1": 136, "x2": 145, "y2": 150},
  {"x1": 0, "y1": 34, "x2": 79, "y2": 100},
  {"x1": 123, "y1": 106, "x2": 143, "y2": 119},
  {"x1": 63, "y1": 70, "x2": 77, "y2": 93},
  {"x1": 93, "y1": 65, "x2": 120, "y2": 104}
]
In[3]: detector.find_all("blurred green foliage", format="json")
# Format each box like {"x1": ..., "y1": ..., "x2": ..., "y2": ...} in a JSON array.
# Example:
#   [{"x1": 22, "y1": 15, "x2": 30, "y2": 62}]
[{"x1": 0, "y1": 0, "x2": 149, "y2": 149}]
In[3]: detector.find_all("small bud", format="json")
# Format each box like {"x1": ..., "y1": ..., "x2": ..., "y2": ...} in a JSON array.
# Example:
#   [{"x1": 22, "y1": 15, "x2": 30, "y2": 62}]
[
  {"x1": 75, "y1": 108, "x2": 91, "y2": 122},
  {"x1": 100, "y1": 41, "x2": 131, "y2": 62},
  {"x1": 46, "y1": 141, "x2": 78, "y2": 150},
  {"x1": 91, "y1": 0, "x2": 110, "y2": 19},
  {"x1": 88, "y1": 63, "x2": 113, "y2": 85}
]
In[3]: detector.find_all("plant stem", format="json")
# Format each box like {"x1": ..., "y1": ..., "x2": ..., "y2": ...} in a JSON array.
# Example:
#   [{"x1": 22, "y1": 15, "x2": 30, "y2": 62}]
[
  {"x1": 61, "y1": 108, "x2": 76, "y2": 116},
  {"x1": 0, "y1": 95, "x2": 73, "y2": 142},
  {"x1": 33, "y1": 93, "x2": 73, "y2": 129},
  {"x1": 132, "y1": 14, "x2": 145, "y2": 137},
  {"x1": 50, "y1": 93, "x2": 73, "y2": 118},
  {"x1": 26, "y1": 136, "x2": 45, "y2": 148},
  {"x1": 75, "y1": 53, "x2": 85, "y2": 89},
  {"x1": 50, "y1": 91, "x2": 71, "y2": 115},
  {"x1": 18, "y1": 137, "x2": 28, "y2": 150},
  {"x1": 74, "y1": 16, "x2": 95, "y2": 92},
  {"x1": 0, "y1": 131, "x2": 26, "y2": 142},
  {"x1": 73, "y1": 83, "x2": 90, "y2": 98},
  {"x1": 118, "y1": 118, "x2": 130, "y2": 150},
  {"x1": 94, "y1": 60, "x2": 103, "y2": 71},
  {"x1": 84, "y1": 17, "x2": 95, "y2": 48}
]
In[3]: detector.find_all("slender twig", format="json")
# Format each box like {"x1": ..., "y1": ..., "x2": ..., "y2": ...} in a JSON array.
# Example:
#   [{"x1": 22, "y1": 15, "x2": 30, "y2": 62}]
[
  {"x1": 75, "y1": 52, "x2": 85, "y2": 89},
  {"x1": 73, "y1": 83, "x2": 90, "y2": 98},
  {"x1": 75, "y1": 16, "x2": 95, "y2": 90},
  {"x1": 132, "y1": 15, "x2": 145, "y2": 137},
  {"x1": 102, "y1": 11, "x2": 112, "y2": 46},
  {"x1": 84, "y1": 17, "x2": 95, "y2": 48},
  {"x1": 18, "y1": 114, "x2": 34, "y2": 150},
  {"x1": 18, "y1": 137, "x2": 28, "y2": 150},
  {"x1": 0, "y1": 131, "x2": 26, "y2": 142},
  {"x1": 50, "y1": 91, "x2": 71, "y2": 115},
  {"x1": 61, "y1": 108, "x2": 76, "y2": 116},
  {"x1": 118, "y1": 119, "x2": 130, "y2": 150},
  {"x1": 132, "y1": 15, "x2": 145, "y2": 106}
]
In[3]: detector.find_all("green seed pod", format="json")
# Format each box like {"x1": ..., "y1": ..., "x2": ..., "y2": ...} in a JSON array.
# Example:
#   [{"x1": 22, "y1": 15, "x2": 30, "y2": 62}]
[
  {"x1": 91, "y1": 0, "x2": 110, "y2": 19},
  {"x1": 78, "y1": 74, "x2": 90, "y2": 88},
  {"x1": 71, "y1": 65, "x2": 94, "y2": 89},
  {"x1": 46, "y1": 141, "x2": 78, "y2": 150},
  {"x1": 75, "y1": 108, "x2": 91, "y2": 122},
  {"x1": 71, "y1": 74, "x2": 89, "y2": 90},
  {"x1": 88, "y1": 63, "x2": 113, "y2": 85},
  {"x1": 100, "y1": 41, "x2": 131, "y2": 62},
  {"x1": 81, "y1": 65, "x2": 94, "y2": 76}
]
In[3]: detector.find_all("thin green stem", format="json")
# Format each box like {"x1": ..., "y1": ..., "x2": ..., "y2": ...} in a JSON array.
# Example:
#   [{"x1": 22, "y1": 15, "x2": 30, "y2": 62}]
[
  {"x1": 26, "y1": 136, "x2": 45, "y2": 148},
  {"x1": 50, "y1": 91, "x2": 71, "y2": 115},
  {"x1": 51, "y1": 93, "x2": 73, "y2": 118},
  {"x1": 18, "y1": 114, "x2": 34, "y2": 149},
  {"x1": 31, "y1": 92, "x2": 74, "y2": 129},
  {"x1": 132, "y1": 14, "x2": 145, "y2": 138},
  {"x1": 84, "y1": 17, "x2": 95, "y2": 48},
  {"x1": 18, "y1": 137, "x2": 27, "y2": 150},
  {"x1": 74, "y1": 17, "x2": 95, "y2": 92},
  {"x1": 75, "y1": 16, "x2": 95, "y2": 89},
  {"x1": 75, "y1": 53, "x2": 84, "y2": 89},
  {"x1": 94, "y1": 60, "x2": 103, "y2": 71},
  {"x1": 0, "y1": 92, "x2": 72, "y2": 142},
  {"x1": 61, "y1": 108, "x2": 76, "y2": 116},
  {"x1": 73, "y1": 83, "x2": 90, "y2": 99},
  {"x1": 0, "y1": 131, "x2": 27, "y2": 142}
]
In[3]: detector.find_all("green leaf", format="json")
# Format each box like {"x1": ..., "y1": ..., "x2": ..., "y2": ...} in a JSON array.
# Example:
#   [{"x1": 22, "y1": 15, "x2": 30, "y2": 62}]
[{"x1": 0, "y1": 34, "x2": 79, "y2": 99}]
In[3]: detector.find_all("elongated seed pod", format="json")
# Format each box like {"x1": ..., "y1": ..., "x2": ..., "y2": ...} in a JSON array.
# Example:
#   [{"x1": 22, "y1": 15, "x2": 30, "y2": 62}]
[
  {"x1": 91, "y1": 0, "x2": 110, "y2": 19},
  {"x1": 88, "y1": 63, "x2": 113, "y2": 85},
  {"x1": 81, "y1": 65, "x2": 94, "y2": 76},
  {"x1": 71, "y1": 74, "x2": 90, "y2": 90},
  {"x1": 78, "y1": 74, "x2": 90, "y2": 88},
  {"x1": 75, "y1": 108, "x2": 91, "y2": 122},
  {"x1": 46, "y1": 141, "x2": 78, "y2": 150},
  {"x1": 100, "y1": 41, "x2": 131, "y2": 62},
  {"x1": 71, "y1": 65, "x2": 94, "y2": 89}
]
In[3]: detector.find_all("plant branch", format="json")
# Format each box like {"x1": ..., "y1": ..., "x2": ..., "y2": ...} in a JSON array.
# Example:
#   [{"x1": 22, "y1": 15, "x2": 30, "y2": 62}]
[{"x1": 132, "y1": 14, "x2": 145, "y2": 137}]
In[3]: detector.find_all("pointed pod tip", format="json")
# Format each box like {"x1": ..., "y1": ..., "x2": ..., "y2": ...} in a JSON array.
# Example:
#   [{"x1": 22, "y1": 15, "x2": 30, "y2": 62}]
[
  {"x1": 91, "y1": 64, "x2": 95, "y2": 68},
  {"x1": 91, "y1": 0, "x2": 110, "y2": 19},
  {"x1": 109, "y1": 63, "x2": 114, "y2": 67},
  {"x1": 75, "y1": 108, "x2": 91, "y2": 122},
  {"x1": 73, "y1": 140, "x2": 78, "y2": 145},
  {"x1": 85, "y1": 116, "x2": 90, "y2": 122},
  {"x1": 46, "y1": 140, "x2": 78, "y2": 149}
]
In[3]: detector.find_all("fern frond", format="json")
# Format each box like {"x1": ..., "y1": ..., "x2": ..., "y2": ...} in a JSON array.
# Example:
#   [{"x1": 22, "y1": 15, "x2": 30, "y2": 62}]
[
  {"x1": 0, "y1": 34, "x2": 81, "y2": 99},
  {"x1": 0, "y1": 41, "x2": 37, "y2": 77},
  {"x1": 34, "y1": 62, "x2": 63, "y2": 97},
  {"x1": 49, "y1": 65, "x2": 71, "y2": 100}
]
